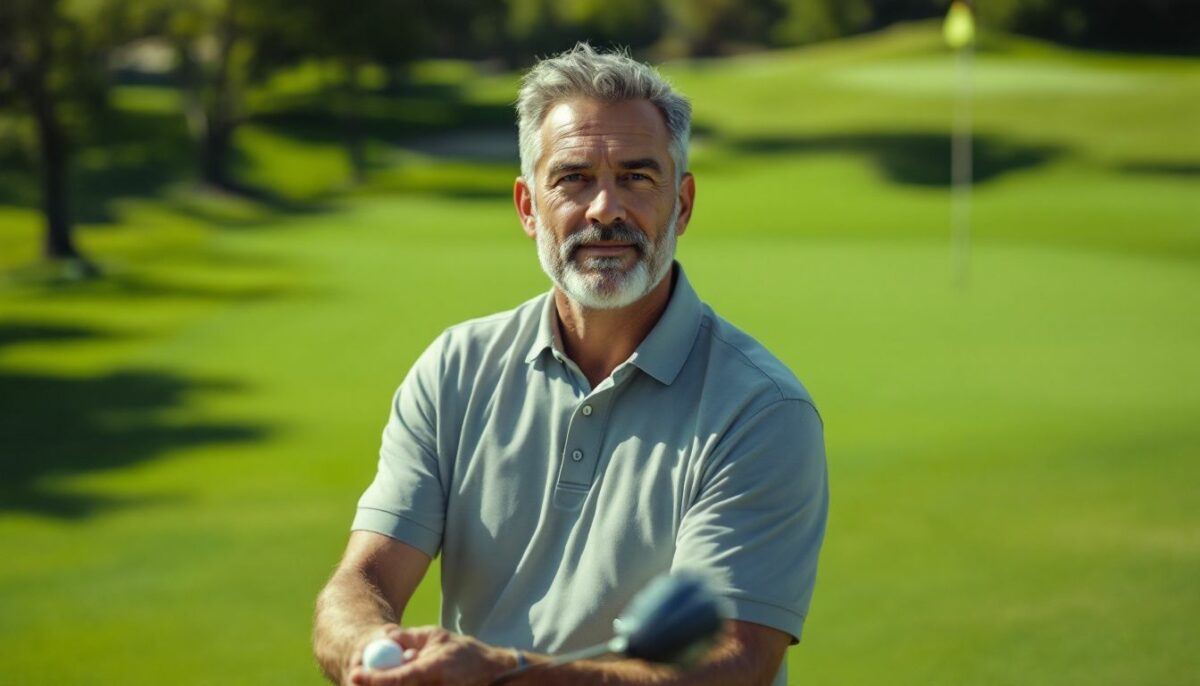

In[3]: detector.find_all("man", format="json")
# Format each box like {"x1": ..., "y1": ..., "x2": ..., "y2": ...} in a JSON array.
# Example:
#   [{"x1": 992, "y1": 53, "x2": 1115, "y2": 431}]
[{"x1": 313, "y1": 43, "x2": 828, "y2": 686}]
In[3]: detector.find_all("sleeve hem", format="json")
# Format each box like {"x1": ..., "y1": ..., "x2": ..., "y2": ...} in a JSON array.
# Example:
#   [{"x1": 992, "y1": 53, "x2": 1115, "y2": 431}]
[
  {"x1": 724, "y1": 595, "x2": 807, "y2": 644},
  {"x1": 351, "y1": 507, "x2": 442, "y2": 558}
]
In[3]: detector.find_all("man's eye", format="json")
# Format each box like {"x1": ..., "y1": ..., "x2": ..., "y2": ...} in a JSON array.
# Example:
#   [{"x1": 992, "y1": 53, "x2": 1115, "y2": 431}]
[
  {"x1": 560, "y1": 174, "x2": 584, "y2": 183},
  {"x1": 626, "y1": 173, "x2": 650, "y2": 182}
]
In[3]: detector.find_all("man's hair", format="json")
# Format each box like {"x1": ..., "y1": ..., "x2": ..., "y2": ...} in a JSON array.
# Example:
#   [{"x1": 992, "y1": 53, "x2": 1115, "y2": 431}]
[{"x1": 516, "y1": 42, "x2": 692, "y2": 196}]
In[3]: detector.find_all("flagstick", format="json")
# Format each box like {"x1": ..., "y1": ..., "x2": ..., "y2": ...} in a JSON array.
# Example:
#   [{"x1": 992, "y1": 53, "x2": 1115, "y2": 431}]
[{"x1": 951, "y1": 40, "x2": 974, "y2": 289}]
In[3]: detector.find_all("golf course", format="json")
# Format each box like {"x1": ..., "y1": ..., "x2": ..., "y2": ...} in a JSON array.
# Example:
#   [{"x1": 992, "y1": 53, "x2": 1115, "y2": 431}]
[{"x1": 1, "y1": 23, "x2": 1197, "y2": 684}]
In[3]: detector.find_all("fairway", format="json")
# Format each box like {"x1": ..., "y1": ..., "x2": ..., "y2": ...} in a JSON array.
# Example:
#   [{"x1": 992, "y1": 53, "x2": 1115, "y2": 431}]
[{"x1": 2, "y1": 25, "x2": 1198, "y2": 685}]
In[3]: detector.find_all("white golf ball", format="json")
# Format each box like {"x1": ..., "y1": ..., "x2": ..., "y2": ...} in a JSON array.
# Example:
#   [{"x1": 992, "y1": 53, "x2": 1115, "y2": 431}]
[{"x1": 362, "y1": 637, "x2": 405, "y2": 671}]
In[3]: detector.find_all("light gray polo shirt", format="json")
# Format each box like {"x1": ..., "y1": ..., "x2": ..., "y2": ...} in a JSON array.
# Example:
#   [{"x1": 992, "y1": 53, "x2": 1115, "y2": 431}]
[{"x1": 354, "y1": 265, "x2": 827, "y2": 685}]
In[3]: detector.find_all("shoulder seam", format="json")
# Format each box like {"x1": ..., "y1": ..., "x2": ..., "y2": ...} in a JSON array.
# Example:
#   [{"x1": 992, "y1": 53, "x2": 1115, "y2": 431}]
[
  {"x1": 703, "y1": 320, "x2": 794, "y2": 401},
  {"x1": 739, "y1": 396, "x2": 821, "y2": 431}
]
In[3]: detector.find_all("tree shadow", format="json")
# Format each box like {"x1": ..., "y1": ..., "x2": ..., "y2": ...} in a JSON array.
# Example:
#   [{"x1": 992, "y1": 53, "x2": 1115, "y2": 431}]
[
  {"x1": 0, "y1": 321, "x2": 271, "y2": 519},
  {"x1": 254, "y1": 81, "x2": 515, "y2": 144},
  {"x1": 725, "y1": 132, "x2": 1062, "y2": 186},
  {"x1": 1117, "y1": 161, "x2": 1200, "y2": 178},
  {"x1": 70, "y1": 272, "x2": 295, "y2": 301},
  {"x1": 67, "y1": 108, "x2": 197, "y2": 223},
  {"x1": 2, "y1": 262, "x2": 301, "y2": 302},
  {"x1": 0, "y1": 366, "x2": 270, "y2": 519},
  {"x1": 0, "y1": 102, "x2": 330, "y2": 226},
  {"x1": 0, "y1": 322, "x2": 119, "y2": 349},
  {"x1": 0, "y1": 81, "x2": 523, "y2": 221}
]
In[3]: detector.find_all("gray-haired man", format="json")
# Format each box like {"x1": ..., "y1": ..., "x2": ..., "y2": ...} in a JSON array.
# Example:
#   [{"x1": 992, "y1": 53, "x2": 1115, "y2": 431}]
[{"x1": 313, "y1": 43, "x2": 828, "y2": 686}]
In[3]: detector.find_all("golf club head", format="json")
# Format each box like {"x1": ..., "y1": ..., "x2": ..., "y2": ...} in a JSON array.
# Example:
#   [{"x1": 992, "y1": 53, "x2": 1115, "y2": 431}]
[{"x1": 610, "y1": 572, "x2": 729, "y2": 668}]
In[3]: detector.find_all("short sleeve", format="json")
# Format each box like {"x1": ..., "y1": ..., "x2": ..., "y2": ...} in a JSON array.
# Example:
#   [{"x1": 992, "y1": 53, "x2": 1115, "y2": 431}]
[
  {"x1": 672, "y1": 399, "x2": 828, "y2": 642},
  {"x1": 352, "y1": 334, "x2": 449, "y2": 558}
]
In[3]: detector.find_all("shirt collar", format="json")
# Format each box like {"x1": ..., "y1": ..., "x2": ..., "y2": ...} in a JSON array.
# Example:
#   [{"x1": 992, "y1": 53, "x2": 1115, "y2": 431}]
[
  {"x1": 525, "y1": 289, "x2": 565, "y2": 364},
  {"x1": 627, "y1": 263, "x2": 703, "y2": 386},
  {"x1": 524, "y1": 262, "x2": 704, "y2": 386}
]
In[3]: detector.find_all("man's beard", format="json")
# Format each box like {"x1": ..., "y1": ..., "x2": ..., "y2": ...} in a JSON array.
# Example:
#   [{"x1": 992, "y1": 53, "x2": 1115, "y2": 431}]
[{"x1": 535, "y1": 202, "x2": 680, "y2": 310}]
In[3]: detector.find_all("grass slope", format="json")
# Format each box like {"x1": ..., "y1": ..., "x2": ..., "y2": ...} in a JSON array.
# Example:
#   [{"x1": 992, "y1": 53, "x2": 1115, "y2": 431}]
[{"x1": 1, "y1": 24, "x2": 1197, "y2": 685}]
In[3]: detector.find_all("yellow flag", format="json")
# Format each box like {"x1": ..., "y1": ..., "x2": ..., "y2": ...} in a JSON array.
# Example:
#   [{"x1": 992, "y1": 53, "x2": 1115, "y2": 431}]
[{"x1": 944, "y1": 1, "x2": 976, "y2": 49}]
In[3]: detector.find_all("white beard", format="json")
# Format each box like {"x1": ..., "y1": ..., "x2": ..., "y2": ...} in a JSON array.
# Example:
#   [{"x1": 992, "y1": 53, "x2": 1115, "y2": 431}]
[{"x1": 535, "y1": 201, "x2": 680, "y2": 310}]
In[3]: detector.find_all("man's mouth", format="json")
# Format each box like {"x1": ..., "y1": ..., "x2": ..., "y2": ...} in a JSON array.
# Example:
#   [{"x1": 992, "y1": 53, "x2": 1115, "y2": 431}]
[{"x1": 575, "y1": 243, "x2": 636, "y2": 258}]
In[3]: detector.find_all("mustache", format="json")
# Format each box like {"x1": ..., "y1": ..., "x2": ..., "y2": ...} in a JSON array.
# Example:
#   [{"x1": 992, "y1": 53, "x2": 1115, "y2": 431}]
[{"x1": 560, "y1": 223, "x2": 649, "y2": 261}]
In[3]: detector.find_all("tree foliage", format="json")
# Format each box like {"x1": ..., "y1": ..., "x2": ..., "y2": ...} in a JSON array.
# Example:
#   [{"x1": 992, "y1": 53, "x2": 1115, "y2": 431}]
[
  {"x1": 977, "y1": 0, "x2": 1199, "y2": 53},
  {"x1": 2, "y1": 0, "x2": 1196, "y2": 272}
]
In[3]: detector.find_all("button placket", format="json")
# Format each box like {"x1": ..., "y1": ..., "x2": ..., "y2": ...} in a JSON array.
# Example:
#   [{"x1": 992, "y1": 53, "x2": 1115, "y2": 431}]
[{"x1": 556, "y1": 392, "x2": 611, "y2": 493}]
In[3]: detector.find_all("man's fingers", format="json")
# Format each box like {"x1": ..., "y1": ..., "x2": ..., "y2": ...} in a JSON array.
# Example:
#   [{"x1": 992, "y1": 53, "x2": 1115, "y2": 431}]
[
  {"x1": 351, "y1": 660, "x2": 439, "y2": 686},
  {"x1": 390, "y1": 625, "x2": 444, "y2": 650},
  {"x1": 349, "y1": 664, "x2": 409, "y2": 686}
]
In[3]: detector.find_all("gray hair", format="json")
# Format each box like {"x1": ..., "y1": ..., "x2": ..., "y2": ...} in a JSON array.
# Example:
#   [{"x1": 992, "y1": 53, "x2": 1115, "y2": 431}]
[{"x1": 516, "y1": 43, "x2": 692, "y2": 198}]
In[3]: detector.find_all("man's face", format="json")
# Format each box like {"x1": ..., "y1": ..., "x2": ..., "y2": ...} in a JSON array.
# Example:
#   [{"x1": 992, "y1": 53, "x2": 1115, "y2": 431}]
[{"x1": 517, "y1": 98, "x2": 693, "y2": 309}]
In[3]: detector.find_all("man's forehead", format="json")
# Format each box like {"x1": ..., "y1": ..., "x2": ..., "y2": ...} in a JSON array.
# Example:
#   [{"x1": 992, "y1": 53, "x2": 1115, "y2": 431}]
[{"x1": 539, "y1": 98, "x2": 670, "y2": 167}]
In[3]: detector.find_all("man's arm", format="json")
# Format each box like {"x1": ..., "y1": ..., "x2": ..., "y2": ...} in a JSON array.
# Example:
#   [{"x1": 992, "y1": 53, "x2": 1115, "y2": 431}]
[
  {"x1": 351, "y1": 619, "x2": 789, "y2": 686},
  {"x1": 313, "y1": 531, "x2": 432, "y2": 685},
  {"x1": 521, "y1": 619, "x2": 790, "y2": 686}
]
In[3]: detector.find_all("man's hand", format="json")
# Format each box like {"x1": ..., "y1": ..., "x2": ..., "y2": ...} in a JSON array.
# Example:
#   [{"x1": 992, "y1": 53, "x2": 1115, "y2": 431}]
[
  {"x1": 312, "y1": 532, "x2": 433, "y2": 685},
  {"x1": 349, "y1": 626, "x2": 515, "y2": 686},
  {"x1": 337, "y1": 622, "x2": 400, "y2": 685}
]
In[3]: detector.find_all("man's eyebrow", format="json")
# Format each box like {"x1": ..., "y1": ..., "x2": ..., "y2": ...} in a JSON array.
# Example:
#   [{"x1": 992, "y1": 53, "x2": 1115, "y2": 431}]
[
  {"x1": 620, "y1": 158, "x2": 663, "y2": 172},
  {"x1": 547, "y1": 161, "x2": 591, "y2": 175}
]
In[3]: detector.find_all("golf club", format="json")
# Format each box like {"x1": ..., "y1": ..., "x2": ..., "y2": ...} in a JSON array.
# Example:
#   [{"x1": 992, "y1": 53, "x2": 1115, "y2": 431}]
[{"x1": 487, "y1": 572, "x2": 729, "y2": 685}]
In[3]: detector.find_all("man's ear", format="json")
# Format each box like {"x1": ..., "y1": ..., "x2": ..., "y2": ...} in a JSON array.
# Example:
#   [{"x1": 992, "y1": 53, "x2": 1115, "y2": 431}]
[
  {"x1": 674, "y1": 172, "x2": 696, "y2": 237},
  {"x1": 514, "y1": 177, "x2": 537, "y2": 239}
]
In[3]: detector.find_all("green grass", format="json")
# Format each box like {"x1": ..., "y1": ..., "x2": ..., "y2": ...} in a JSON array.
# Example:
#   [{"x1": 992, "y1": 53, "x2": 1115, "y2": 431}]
[{"x1": 2, "y1": 24, "x2": 1198, "y2": 685}]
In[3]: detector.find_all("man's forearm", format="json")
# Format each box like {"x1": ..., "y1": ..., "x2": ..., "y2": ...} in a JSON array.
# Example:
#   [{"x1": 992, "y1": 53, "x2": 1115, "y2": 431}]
[
  {"x1": 515, "y1": 631, "x2": 780, "y2": 686},
  {"x1": 313, "y1": 568, "x2": 398, "y2": 683}
]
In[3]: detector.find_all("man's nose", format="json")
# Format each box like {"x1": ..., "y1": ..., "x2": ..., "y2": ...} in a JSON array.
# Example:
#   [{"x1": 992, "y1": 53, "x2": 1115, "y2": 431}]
[{"x1": 585, "y1": 181, "x2": 625, "y2": 226}]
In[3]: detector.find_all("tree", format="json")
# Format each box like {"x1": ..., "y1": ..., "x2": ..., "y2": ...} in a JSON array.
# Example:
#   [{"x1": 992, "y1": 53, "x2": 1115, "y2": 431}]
[
  {"x1": 155, "y1": 0, "x2": 258, "y2": 191},
  {"x1": 506, "y1": 0, "x2": 664, "y2": 59},
  {"x1": 0, "y1": 0, "x2": 129, "y2": 273},
  {"x1": 771, "y1": 0, "x2": 873, "y2": 47},
  {"x1": 660, "y1": 0, "x2": 779, "y2": 56},
  {"x1": 976, "y1": 0, "x2": 1200, "y2": 53},
  {"x1": 254, "y1": 0, "x2": 432, "y2": 185}
]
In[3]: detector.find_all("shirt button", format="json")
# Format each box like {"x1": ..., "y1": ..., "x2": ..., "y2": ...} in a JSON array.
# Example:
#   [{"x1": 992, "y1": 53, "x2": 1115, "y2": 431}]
[
  {"x1": 571, "y1": 450, "x2": 584, "y2": 461},
  {"x1": 582, "y1": 405, "x2": 593, "y2": 416}
]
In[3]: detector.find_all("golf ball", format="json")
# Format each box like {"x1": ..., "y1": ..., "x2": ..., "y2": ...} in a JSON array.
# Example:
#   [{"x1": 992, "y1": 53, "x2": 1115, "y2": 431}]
[{"x1": 362, "y1": 638, "x2": 405, "y2": 671}]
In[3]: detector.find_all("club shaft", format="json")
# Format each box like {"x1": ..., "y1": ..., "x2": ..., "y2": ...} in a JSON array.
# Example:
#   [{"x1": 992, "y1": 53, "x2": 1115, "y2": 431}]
[{"x1": 488, "y1": 643, "x2": 614, "y2": 685}]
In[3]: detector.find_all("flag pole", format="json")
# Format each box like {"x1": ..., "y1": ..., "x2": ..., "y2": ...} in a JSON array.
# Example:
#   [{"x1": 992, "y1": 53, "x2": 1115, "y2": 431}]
[{"x1": 945, "y1": 1, "x2": 976, "y2": 288}]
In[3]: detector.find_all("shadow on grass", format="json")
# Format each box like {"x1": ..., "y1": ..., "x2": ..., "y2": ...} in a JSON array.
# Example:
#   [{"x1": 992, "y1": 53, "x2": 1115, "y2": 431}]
[
  {"x1": 0, "y1": 82, "x2": 521, "y2": 225},
  {"x1": 0, "y1": 322, "x2": 118, "y2": 349},
  {"x1": 0, "y1": 104, "x2": 330, "y2": 226},
  {"x1": 2, "y1": 263, "x2": 299, "y2": 302},
  {"x1": 0, "y1": 323, "x2": 270, "y2": 519},
  {"x1": 1117, "y1": 161, "x2": 1200, "y2": 178},
  {"x1": 73, "y1": 273, "x2": 294, "y2": 301},
  {"x1": 254, "y1": 82, "x2": 515, "y2": 145},
  {"x1": 725, "y1": 132, "x2": 1062, "y2": 186},
  {"x1": 0, "y1": 368, "x2": 268, "y2": 519}
]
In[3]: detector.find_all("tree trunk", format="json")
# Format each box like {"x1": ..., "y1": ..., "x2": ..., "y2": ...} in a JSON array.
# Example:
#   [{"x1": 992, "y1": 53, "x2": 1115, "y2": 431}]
[
  {"x1": 28, "y1": 66, "x2": 77, "y2": 260},
  {"x1": 201, "y1": 118, "x2": 234, "y2": 189},
  {"x1": 177, "y1": 2, "x2": 240, "y2": 192},
  {"x1": 340, "y1": 58, "x2": 367, "y2": 186},
  {"x1": 15, "y1": 5, "x2": 96, "y2": 275},
  {"x1": 204, "y1": 5, "x2": 239, "y2": 191}
]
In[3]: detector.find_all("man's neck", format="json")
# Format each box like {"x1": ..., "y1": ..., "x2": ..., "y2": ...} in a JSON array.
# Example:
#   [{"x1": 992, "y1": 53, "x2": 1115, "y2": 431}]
[{"x1": 553, "y1": 267, "x2": 675, "y2": 389}]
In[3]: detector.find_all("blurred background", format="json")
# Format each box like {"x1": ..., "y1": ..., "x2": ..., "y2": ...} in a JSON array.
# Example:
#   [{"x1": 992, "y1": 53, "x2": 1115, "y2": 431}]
[{"x1": 1, "y1": 0, "x2": 1197, "y2": 683}]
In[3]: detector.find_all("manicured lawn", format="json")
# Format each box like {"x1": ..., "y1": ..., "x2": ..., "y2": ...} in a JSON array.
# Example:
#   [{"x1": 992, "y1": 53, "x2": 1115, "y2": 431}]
[{"x1": 1, "y1": 24, "x2": 1197, "y2": 685}]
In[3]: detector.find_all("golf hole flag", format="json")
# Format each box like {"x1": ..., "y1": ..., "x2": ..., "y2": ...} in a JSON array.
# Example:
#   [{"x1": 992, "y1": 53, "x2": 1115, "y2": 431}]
[{"x1": 944, "y1": 1, "x2": 976, "y2": 49}]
